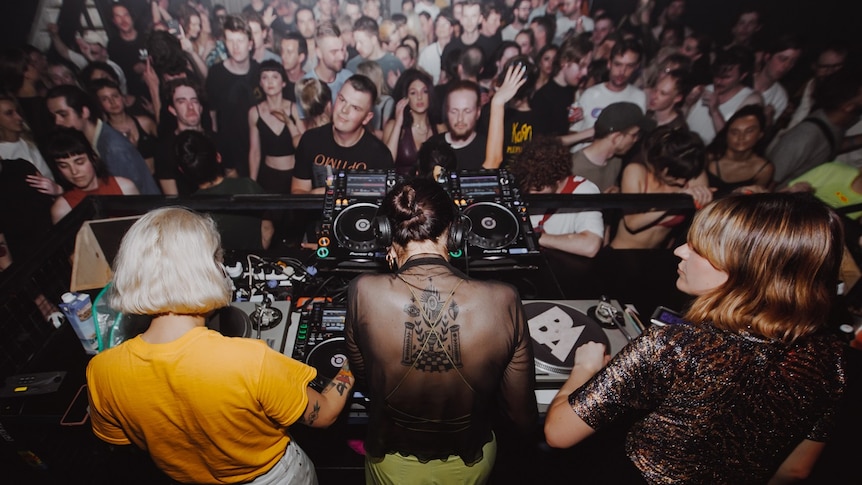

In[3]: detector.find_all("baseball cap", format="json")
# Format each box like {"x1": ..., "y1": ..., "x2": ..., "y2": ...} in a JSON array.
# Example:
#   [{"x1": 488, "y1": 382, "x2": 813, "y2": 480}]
[{"x1": 594, "y1": 102, "x2": 655, "y2": 138}]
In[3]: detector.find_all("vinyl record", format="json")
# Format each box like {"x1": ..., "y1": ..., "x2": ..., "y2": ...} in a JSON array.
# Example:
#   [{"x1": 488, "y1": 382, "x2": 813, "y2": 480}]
[
  {"x1": 463, "y1": 202, "x2": 519, "y2": 249},
  {"x1": 524, "y1": 301, "x2": 610, "y2": 375},
  {"x1": 305, "y1": 337, "x2": 348, "y2": 380},
  {"x1": 333, "y1": 202, "x2": 379, "y2": 250},
  {"x1": 251, "y1": 305, "x2": 284, "y2": 331}
]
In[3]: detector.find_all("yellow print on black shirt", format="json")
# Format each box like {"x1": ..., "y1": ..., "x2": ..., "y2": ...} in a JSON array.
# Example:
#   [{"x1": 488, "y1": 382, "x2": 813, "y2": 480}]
[{"x1": 313, "y1": 154, "x2": 369, "y2": 171}]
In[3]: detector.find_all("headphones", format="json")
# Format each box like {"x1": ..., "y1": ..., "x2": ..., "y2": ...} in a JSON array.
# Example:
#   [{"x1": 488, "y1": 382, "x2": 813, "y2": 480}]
[{"x1": 374, "y1": 212, "x2": 471, "y2": 253}]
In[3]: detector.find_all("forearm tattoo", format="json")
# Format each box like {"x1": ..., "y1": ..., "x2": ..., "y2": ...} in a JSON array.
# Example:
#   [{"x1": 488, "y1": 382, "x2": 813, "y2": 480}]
[{"x1": 301, "y1": 400, "x2": 321, "y2": 426}]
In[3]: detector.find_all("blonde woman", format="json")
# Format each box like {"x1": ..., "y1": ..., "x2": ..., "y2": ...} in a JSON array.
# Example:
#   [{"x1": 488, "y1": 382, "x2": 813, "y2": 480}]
[{"x1": 87, "y1": 207, "x2": 355, "y2": 484}]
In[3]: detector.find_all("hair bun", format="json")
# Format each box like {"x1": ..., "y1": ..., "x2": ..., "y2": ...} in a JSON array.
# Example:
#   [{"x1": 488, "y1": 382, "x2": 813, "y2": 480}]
[{"x1": 392, "y1": 185, "x2": 427, "y2": 229}]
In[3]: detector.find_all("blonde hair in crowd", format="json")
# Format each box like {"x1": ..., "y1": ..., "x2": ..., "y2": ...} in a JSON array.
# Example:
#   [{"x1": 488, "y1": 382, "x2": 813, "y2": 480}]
[
  {"x1": 684, "y1": 193, "x2": 843, "y2": 343},
  {"x1": 110, "y1": 207, "x2": 231, "y2": 315}
]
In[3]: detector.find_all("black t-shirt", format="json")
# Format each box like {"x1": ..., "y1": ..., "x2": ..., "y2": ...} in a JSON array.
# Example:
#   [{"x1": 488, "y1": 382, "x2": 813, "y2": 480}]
[
  {"x1": 426, "y1": 132, "x2": 488, "y2": 171},
  {"x1": 294, "y1": 124, "x2": 394, "y2": 188},
  {"x1": 477, "y1": 33, "x2": 502, "y2": 79},
  {"x1": 270, "y1": 17, "x2": 295, "y2": 38},
  {"x1": 0, "y1": 159, "x2": 54, "y2": 264},
  {"x1": 107, "y1": 34, "x2": 148, "y2": 97},
  {"x1": 205, "y1": 61, "x2": 260, "y2": 176},
  {"x1": 282, "y1": 80, "x2": 297, "y2": 102},
  {"x1": 478, "y1": 105, "x2": 536, "y2": 168},
  {"x1": 531, "y1": 81, "x2": 577, "y2": 136},
  {"x1": 153, "y1": 129, "x2": 207, "y2": 195}
]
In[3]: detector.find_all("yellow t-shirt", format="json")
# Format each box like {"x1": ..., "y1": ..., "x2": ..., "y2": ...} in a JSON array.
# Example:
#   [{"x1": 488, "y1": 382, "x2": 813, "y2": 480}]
[{"x1": 86, "y1": 327, "x2": 317, "y2": 484}]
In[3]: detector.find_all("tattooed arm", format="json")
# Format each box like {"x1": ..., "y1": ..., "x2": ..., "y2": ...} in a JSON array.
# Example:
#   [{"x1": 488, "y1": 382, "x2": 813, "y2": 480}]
[{"x1": 298, "y1": 362, "x2": 356, "y2": 428}]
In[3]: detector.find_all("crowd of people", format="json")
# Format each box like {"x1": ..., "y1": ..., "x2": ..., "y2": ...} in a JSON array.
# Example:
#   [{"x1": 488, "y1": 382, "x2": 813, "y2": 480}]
[
  {"x1": 0, "y1": 1, "x2": 858, "y2": 483},
  {"x1": 1, "y1": 0, "x2": 862, "y2": 263}
]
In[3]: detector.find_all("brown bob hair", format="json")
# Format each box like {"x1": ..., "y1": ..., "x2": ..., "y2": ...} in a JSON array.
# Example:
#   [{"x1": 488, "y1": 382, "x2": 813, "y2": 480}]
[{"x1": 684, "y1": 193, "x2": 843, "y2": 343}]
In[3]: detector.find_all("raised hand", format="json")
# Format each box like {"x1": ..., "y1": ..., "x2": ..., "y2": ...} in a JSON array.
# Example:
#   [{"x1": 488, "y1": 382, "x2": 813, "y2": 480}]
[
  {"x1": 26, "y1": 174, "x2": 63, "y2": 196},
  {"x1": 492, "y1": 63, "x2": 528, "y2": 107}
]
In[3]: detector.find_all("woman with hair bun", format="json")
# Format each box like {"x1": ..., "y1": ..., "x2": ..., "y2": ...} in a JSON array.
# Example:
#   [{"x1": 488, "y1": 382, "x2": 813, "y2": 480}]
[
  {"x1": 546, "y1": 193, "x2": 846, "y2": 484},
  {"x1": 86, "y1": 206, "x2": 355, "y2": 484},
  {"x1": 346, "y1": 178, "x2": 538, "y2": 484}
]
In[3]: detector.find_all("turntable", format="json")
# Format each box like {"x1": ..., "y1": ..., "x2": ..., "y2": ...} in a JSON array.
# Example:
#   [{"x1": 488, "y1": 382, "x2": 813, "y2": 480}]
[
  {"x1": 207, "y1": 301, "x2": 293, "y2": 352},
  {"x1": 523, "y1": 299, "x2": 641, "y2": 386}
]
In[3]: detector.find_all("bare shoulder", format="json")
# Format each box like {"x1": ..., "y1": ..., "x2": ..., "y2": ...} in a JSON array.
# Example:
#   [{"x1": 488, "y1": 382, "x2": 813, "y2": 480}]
[{"x1": 51, "y1": 197, "x2": 72, "y2": 224}]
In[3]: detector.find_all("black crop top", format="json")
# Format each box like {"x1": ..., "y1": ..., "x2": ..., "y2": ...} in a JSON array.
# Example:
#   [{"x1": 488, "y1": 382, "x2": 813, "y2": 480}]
[{"x1": 257, "y1": 105, "x2": 296, "y2": 157}]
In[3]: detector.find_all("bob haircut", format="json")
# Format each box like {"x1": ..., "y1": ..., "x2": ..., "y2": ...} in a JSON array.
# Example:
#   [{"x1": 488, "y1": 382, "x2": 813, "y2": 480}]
[
  {"x1": 379, "y1": 178, "x2": 456, "y2": 247},
  {"x1": 685, "y1": 193, "x2": 843, "y2": 343},
  {"x1": 44, "y1": 127, "x2": 109, "y2": 187},
  {"x1": 258, "y1": 59, "x2": 287, "y2": 83},
  {"x1": 111, "y1": 207, "x2": 231, "y2": 315}
]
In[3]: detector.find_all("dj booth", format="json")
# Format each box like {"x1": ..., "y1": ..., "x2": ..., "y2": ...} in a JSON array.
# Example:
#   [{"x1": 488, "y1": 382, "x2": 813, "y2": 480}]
[{"x1": 0, "y1": 172, "x2": 707, "y2": 483}]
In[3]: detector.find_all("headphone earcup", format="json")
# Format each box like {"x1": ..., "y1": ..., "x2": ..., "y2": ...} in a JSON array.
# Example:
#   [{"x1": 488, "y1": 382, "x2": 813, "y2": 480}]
[
  {"x1": 447, "y1": 215, "x2": 470, "y2": 252},
  {"x1": 374, "y1": 215, "x2": 392, "y2": 248}
]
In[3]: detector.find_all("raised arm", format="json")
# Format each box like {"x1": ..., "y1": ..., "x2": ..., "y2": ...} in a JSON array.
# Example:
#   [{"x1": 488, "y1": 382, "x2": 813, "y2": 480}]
[
  {"x1": 383, "y1": 98, "x2": 409, "y2": 159},
  {"x1": 483, "y1": 64, "x2": 527, "y2": 169}
]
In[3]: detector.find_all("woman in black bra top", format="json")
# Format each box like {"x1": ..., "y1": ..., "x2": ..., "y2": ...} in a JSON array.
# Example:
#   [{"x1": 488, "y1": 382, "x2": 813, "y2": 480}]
[
  {"x1": 706, "y1": 105, "x2": 774, "y2": 198},
  {"x1": 248, "y1": 60, "x2": 303, "y2": 193}
]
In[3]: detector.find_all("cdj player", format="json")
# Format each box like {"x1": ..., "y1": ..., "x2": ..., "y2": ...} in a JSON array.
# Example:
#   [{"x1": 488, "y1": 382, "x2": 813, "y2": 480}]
[
  {"x1": 314, "y1": 169, "x2": 540, "y2": 271},
  {"x1": 315, "y1": 170, "x2": 397, "y2": 270},
  {"x1": 447, "y1": 169, "x2": 540, "y2": 268}
]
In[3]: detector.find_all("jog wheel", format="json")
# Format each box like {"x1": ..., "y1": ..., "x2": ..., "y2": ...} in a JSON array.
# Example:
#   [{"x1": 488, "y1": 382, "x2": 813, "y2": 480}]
[
  {"x1": 463, "y1": 202, "x2": 520, "y2": 249},
  {"x1": 332, "y1": 203, "x2": 380, "y2": 251},
  {"x1": 305, "y1": 337, "x2": 348, "y2": 380}
]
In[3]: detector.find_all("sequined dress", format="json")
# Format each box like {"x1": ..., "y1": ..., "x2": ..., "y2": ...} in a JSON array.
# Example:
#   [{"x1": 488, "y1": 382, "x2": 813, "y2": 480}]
[{"x1": 569, "y1": 322, "x2": 845, "y2": 484}]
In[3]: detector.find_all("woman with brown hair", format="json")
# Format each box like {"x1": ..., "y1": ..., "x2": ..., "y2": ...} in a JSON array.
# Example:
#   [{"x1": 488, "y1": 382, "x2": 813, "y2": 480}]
[
  {"x1": 610, "y1": 126, "x2": 713, "y2": 249},
  {"x1": 546, "y1": 193, "x2": 846, "y2": 483},
  {"x1": 383, "y1": 68, "x2": 436, "y2": 176},
  {"x1": 346, "y1": 178, "x2": 538, "y2": 484}
]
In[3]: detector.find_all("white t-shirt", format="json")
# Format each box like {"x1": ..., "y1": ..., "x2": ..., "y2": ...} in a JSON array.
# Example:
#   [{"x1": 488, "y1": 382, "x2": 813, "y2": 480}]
[
  {"x1": 760, "y1": 82, "x2": 789, "y2": 123},
  {"x1": 500, "y1": 24, "x2": 521, "y2": 42},
  {"x1": 529, "y1": 175, "x2": 604, "y2": 238},
  {"x1": 555, "y1": 15, "x2": 594, "y2": 45},
  {"x1": 0, "y1": 139, "x2": 54, "y2": 181},
  {"x1": 686, "y1": 85, "x2": 755, "y2": 146},
  {"x1": 418, "y1": 42, "x2": 444, "y2": 85},
  {"x1": 570, "y1": 83, "x2": 646, "y2": 152}
]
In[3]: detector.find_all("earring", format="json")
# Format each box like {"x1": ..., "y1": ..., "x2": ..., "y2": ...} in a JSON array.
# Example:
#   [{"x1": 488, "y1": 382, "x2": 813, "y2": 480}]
[{"x1": 386, "y1": 248, "x2": 397, "y2": 271}]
